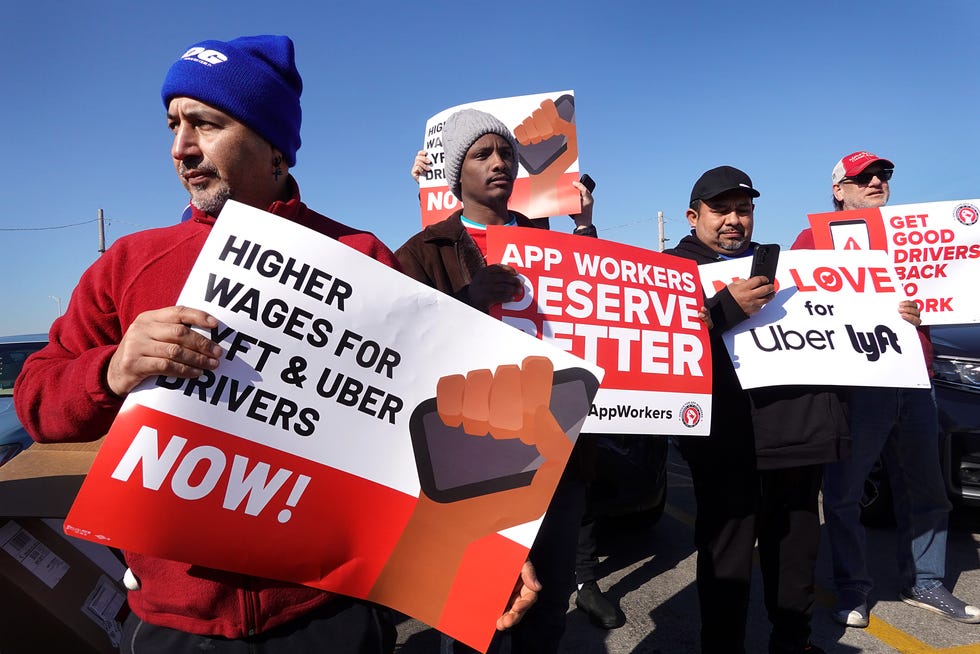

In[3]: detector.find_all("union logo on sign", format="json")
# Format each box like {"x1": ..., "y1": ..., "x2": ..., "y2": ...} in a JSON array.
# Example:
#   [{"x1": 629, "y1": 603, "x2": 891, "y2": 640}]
[
  {"x1": 954, "y1": 203, "x2": 978, "y2": 226},
  {"x1": 680, "y1": 402, "x2": 702, "y2": 428}
]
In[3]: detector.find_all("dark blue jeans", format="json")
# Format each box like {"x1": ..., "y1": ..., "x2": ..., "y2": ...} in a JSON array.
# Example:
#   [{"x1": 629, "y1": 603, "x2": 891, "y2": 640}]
[{"x1": 823, "y1": 386, "x2": 952, "y2": 598}]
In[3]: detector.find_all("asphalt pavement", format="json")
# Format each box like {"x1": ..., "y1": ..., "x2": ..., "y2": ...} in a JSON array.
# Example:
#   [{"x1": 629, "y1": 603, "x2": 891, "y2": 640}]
[{"x1": 395, "y1": 442, "x2": 980, "y2": 653}]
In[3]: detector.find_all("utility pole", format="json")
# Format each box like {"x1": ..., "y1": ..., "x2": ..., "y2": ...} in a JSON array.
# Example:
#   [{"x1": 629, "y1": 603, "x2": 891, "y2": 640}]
[
  {"x1": 48, "y1": 295, "x2": 62, "y2": 316},
  {"x1": 658, "y1": 211, "x2": 670, "y2": 252},
  {"x1": 98, "y1": 208, "x2": 106, "y2": 254}
]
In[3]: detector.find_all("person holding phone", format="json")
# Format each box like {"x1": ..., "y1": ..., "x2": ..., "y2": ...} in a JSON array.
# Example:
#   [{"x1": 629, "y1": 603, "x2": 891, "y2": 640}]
[
  {"x1": 794, "y1": 152, "x2": 979, "y2": 628},
  {"x1": 665, "y1": 166, "x2": 848, "y2": 654},
  {"x1": 410, "y1": 138, "x2": 629, "y2": 632},
  {"x1": 398, "y1": 108, "x2": 596, "y2": 654}
]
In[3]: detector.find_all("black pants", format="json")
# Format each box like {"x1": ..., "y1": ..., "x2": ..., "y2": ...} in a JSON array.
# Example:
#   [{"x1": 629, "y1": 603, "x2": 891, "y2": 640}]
[
  {"x1": 454, "y1": 469, "x2": 587, "y2": 654},
  {"x1": 680, "y1": 436, "x2": 823, "y2": 654},
  {"x1": 575, "y1": 504, "x2": 599, "y2": 584},
  {"x1": 120, "y1": 598, "x2": 396, "y2": 654}
]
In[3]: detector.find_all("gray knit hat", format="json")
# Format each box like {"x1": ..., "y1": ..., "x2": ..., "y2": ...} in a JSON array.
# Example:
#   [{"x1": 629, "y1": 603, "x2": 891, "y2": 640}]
[{"x1": 443, "y1": 108, "x2": 520, "y2": 199}]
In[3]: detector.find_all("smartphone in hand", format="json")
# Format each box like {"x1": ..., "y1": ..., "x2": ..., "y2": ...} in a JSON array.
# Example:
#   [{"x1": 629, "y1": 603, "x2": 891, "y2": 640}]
[
  {"x1": 579, "y1": 173, "x2": 596, "y2": 194},
  {"x1": 750, "y1": 244, "x2": 780, "y2": 283}
]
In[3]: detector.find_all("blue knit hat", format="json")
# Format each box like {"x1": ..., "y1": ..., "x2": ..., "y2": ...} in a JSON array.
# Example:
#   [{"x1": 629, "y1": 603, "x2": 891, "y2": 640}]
[{"x1": 161, "y1": 35, "x2": 303, "y2": 166}]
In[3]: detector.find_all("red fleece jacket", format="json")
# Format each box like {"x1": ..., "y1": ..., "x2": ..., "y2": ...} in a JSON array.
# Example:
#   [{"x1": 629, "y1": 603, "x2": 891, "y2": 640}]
[{"x1": 14, "y1": 184, "x2": 399, "y2": 638}]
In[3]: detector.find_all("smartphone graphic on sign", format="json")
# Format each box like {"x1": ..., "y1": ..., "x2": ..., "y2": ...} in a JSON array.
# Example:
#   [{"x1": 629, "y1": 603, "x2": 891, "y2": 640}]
[
  {"x1": 409, "y1": 367, "x2": 599, "y2": 503},
  {"x1": 828, "y1": 219, "x2": 872, "y2": 250},
  {"x1": 517, "y1": 94, "x2": 575, "y2": 175}
]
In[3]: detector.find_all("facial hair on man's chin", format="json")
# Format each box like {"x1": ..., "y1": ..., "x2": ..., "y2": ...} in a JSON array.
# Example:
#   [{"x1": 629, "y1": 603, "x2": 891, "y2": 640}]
[
  {"x1": 852, "y1": 194, "x2": 889, "y2": 210},
  {"x1": 719, "y1": 239, "x2": 747, "y2": 252},
  {"x1": 190, "y1": 189, "x2": 232, "y2": 216}
]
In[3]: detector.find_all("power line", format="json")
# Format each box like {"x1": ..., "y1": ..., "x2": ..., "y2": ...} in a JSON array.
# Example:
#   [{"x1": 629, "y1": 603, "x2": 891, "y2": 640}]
[
  {"x1": 0, "y1": 216, "x2": 152, "y2": 233},
  {"x1": 0, "y1": 218, "x2": 100, "y2": 232},
  {"x1": 600, "y1": 216, "x2": 656, "y2": 232}
]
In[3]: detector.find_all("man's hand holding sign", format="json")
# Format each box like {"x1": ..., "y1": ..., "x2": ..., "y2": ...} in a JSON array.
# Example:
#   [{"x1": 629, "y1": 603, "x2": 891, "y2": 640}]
[
  {"x1": 57, "y1": 202, "x2": 602, "y2": 654},
  {"x1": 469, "y1": 264, "x2": 523, "y2": 313},
  {"x1": 697, "y1": 249, "x2": 930, "y2": 389},
  {"x1": 106, "y1": 307, "x2": 224, "y2": 397},
  {"x1": 807, "y1": 198, "x2": 980, "y2": 324},
  {"x1": 416, "y1": 91, "x2": 583, "y2": 226}
]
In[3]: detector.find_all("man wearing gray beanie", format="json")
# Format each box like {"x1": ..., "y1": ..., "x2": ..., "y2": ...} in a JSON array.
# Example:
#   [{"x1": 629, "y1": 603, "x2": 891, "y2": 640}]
[
  {"x1": 396, "y1": 107, "x2": 597, "y2": 654},
  {"x1": 16, "y1": 35, "x2": 402, "y2": 653}
]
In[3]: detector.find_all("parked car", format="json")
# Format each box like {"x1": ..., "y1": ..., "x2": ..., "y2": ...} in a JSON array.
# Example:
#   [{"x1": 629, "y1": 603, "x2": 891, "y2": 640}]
[
  {"x1": 0, "y1": 334, "x2": 47, "y2": 466},
  {"x1": 932, "y1": 323, "x2": 980, "y2": 507},
  {"x1": 860, "y1": 323, "x2": 980, "y2": 524}
]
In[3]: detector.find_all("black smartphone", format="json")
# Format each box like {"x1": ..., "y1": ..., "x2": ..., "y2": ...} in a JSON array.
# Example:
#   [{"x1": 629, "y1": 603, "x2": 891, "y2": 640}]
[
  {"x1": 579, "y1": 174, "x2": 596, "y2": 194},
  {"x1": 409, "y1": 367, "x2": 599, "y2": 503},
  {"x1": 750, "y1": 244, "x2": 780, "y2": 282}
]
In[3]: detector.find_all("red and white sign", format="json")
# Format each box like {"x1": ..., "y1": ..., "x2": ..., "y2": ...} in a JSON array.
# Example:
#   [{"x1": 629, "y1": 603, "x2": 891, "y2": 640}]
[
  {"x1": 418, "y1": 91, "x2": 581, "y2": 226},
  {"x1": 699, "y1": 249, "x2": 930, "y2": 389},
  {"x1": 808, "y1": 199, "x2": 980, "y2": 324},
  {"x1": 64, "y1": 202, "x2": 603, "y2": 653},
  {"x1": 489, "y1": 227, "x2": 712, "y2": 435}
]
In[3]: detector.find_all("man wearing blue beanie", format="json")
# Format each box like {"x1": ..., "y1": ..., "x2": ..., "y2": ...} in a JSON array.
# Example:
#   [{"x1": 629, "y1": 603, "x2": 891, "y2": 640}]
[
  {"x1": 18, "y1": 35, "x2": 402, "y2": 653},
  {"x1": 160, "y1": 35, "x2": 303, "y2": 216}
]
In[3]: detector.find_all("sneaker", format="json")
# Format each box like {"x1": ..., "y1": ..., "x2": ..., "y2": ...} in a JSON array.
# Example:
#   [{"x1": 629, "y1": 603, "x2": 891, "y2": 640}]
[
  {"x1": 900, "y1": 585, "x2": 980, "y2": 623},
  {"x1": 575, "y1": 580, "x2": 626, "y2": 629},
  {"x1": 832, "y1": 590, "x2": 869, "y2": 628},
  {"x1": 832, "y1": 603, "x2": 869, "y2": 628}
]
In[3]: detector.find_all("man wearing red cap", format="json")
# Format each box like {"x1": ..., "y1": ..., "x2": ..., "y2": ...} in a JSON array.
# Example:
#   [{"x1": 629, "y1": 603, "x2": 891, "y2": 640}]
[{"x1": 794, "y1": 152, "x2": 980, "y2": 628}]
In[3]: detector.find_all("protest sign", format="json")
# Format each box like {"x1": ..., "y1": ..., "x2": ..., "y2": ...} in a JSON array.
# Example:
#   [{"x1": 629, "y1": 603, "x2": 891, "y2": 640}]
[
  {"x1": 698, "y1": 249, "x2": 930, "y2": 389},
  {"x1": 63, "y1": 202, "x2": 603, "y2": 652},
  {"x1": 418, "y1": 91, "x2": 581, "y2": 226},
  {"x1": 808, "y1": 199, "x2": 980, "y2": 324},
  {"x1": 489, "y1": 227, "x2": 712, "y2": 435}
]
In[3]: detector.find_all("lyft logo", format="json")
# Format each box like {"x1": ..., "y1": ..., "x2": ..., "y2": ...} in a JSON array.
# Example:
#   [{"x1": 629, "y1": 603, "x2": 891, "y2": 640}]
[
  {"x1": 845, "y1": 324, "x2": 902, "y2": 362},
  {"x1": 179, "y1": 46, "x2": 228, "y2": 66}
]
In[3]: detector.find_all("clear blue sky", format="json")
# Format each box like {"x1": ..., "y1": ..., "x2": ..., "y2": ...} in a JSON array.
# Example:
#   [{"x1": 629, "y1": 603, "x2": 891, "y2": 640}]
[{"x1": 2, "y1": 1, "x2": 977, "y2": 336}]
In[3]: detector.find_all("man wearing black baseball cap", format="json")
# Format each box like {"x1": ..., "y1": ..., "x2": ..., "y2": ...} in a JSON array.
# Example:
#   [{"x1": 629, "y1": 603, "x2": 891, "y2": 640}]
[{"x1": 666, "y1": 166, "x2": 846, "y2": 654}]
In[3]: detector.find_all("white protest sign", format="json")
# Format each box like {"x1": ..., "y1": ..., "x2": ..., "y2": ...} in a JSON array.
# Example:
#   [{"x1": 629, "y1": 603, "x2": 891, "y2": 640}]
[
  {"x1": 418, "y1": 90, "x2": 580, "y2": 225},
  {"x1": 808, "y1": 199, "x2": 980, "y2": 325},
  {"x1": 699, "y1": 249, "x2": 930, "y2": 389},
  {"x1": 65, "y1": 201, "x2": 603, "y2": 652}
]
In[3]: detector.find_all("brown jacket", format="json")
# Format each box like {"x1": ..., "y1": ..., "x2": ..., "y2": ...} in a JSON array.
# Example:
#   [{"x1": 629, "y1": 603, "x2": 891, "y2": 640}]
[{"x1": 394, "y1": 209, "x2": 543, "y2": 311}]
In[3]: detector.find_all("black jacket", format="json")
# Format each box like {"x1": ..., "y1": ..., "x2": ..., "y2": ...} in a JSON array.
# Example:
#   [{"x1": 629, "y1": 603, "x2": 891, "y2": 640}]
[{"x1": 666, "y1": 234, "x2": 849, "y2": 469}]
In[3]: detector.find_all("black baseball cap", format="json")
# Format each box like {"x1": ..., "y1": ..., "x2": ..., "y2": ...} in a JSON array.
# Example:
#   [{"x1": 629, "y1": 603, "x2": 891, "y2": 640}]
[{"x1": 690, "y1": 165, "x2": 761, "y2": 204}]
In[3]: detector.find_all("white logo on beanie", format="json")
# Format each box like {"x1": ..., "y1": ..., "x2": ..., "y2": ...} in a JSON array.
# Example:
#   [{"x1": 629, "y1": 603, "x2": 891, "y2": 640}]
[{"x1": 179, "y1": 46, "x2": 228, "y2": 66}]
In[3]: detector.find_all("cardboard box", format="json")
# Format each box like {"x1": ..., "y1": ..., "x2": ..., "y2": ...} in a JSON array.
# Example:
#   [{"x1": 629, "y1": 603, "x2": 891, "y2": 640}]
[
  {"x1": 0, "y1": 438, "x2": 102, "y2": 518},
  {"x1": 0, "y1": 518, "x2": 126, "y2": 654}
]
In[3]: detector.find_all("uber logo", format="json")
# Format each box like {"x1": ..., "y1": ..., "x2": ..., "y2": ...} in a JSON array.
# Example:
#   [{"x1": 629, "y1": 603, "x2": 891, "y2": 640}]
[{"x1": 179, "y1": 47, "x2": 228, "y2": 65}]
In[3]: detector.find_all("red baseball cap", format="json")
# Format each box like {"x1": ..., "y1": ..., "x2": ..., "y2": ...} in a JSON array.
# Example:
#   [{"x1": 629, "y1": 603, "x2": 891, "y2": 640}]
[{"x1": 832, "y1": 151, "x2": 895, "y2": 184}]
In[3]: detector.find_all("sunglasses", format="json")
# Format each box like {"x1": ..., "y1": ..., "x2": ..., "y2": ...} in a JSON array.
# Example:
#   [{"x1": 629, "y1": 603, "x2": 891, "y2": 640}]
[{"x1": 842, "y1": 168, "x2": 893, "y2": 185}]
